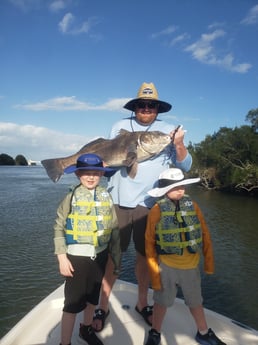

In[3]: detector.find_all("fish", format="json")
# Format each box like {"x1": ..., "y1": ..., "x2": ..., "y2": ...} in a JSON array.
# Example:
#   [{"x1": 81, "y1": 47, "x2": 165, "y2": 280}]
[{"x1": 41, "y1": 129, "x2": 171, "y2": 182}]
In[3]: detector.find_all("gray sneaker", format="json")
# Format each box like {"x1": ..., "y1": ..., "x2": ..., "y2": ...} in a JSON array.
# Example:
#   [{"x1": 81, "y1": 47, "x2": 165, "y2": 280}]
[
  {"x1": 195, "y1": 328, "x2": 227, "y2": 345},
  {"x1": 145, "y1": 329, "x2": 161, "y2": 345}
]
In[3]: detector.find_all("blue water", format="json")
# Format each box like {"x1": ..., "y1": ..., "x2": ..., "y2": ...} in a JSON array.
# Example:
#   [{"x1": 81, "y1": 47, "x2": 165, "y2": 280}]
[{"x1": 0, "y1": 166, "x2": 257, "y2": 339}]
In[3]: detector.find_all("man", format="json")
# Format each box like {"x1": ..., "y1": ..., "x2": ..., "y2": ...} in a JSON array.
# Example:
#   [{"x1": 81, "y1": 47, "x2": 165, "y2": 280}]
[{"x1": 92, "y1": 82, "x2": 192, "y2": 332}]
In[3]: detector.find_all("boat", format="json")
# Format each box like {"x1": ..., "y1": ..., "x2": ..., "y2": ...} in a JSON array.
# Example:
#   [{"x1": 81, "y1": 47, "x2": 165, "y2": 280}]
[{"x1": 0, "y1": 279, "x2": 258, "y2": 345}]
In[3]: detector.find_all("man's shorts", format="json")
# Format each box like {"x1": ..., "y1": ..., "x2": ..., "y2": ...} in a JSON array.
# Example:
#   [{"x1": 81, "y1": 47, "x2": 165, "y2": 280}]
[
  {"x1": 63, "y1": 249, "x2": 108, "y2": 313},
  {"x1": 153, "y1": 262, "x2": 203, "y2": 308},
  {"x1": 114, "y1": 205, "x2": 149, "y2": 256}
]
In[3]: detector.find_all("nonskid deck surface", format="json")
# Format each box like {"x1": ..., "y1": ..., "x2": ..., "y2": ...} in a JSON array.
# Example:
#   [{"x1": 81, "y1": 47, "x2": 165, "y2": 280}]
[{"x1": 1, "y1": 280, "x2": 258, "y2": 345}]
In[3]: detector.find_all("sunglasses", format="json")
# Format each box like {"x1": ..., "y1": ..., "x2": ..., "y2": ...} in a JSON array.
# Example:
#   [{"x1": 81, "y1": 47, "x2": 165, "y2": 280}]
[{"x1": 136, "y1": 101, "x2": 158, "y2": 109}]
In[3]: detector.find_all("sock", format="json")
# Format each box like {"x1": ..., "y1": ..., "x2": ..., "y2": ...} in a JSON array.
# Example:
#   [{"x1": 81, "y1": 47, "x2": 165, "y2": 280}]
[{"x1": 199, "y1": 329, "x2": 208, "y2": 335}]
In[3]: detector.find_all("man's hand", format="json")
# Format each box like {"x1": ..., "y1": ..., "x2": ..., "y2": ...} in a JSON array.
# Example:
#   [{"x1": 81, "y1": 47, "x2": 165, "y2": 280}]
[{"x1": 169, "y1": 125, "x2": 188, "y2": 161}]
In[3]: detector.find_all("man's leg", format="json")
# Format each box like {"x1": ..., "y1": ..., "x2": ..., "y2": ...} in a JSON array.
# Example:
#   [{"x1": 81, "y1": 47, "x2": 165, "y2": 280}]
[
  {"x1": 144, "y1": 303, "x2": 166, "y2": 345},
  {"x1": 135, "y1": 252, "x2": 150, "y2": 311},
  {"x1": 133, "y1": 205, "x2": 151, "y2": 307},
  {"x1": 135, "y1": 252, "x2": 153, "y2": 326}
]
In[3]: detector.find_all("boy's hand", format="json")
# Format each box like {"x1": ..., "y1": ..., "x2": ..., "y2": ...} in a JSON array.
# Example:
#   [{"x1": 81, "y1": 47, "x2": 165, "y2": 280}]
[{"x1": 57, "y1": 254, "x2": 74, "y2": 277}]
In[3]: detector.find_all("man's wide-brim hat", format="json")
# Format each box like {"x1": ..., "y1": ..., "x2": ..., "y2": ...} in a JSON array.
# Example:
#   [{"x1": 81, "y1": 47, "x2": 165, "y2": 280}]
[
  {"x1": 148, "y1": 168, "x2": 200, "y2": 198},
  {"x1": 64, "y1": 153, "x2": 116, "y2": 178},
  {"x1": 123, "y1": 82, "x2": 172, "y2": 113}
]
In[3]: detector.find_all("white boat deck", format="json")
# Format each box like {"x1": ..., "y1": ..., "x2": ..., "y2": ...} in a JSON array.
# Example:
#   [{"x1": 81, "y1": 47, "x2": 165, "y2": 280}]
[{"x1": 0, "y1": 280, "x2": 258, "y2": 345}]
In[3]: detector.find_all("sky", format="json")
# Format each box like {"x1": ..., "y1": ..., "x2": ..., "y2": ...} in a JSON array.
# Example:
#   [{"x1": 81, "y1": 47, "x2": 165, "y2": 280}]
[{"x1": 1, "y1": 0, "x2": 258, "y2": 162}]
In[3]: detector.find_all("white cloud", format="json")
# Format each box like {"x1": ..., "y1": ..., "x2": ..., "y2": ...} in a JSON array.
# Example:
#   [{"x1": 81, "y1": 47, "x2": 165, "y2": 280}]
[
  {"x1": 14, "y1": 96, "x2": 130, "y2": 111},
  {"x1": 58, "y1": 13, "x2": 100, "y2": 35},
  {"x1": 184, "y1": 29, "x2": 252, "y2": 73},
  {"x1": 219, "y1": 54, "x2": 252, "y2": 74},
  {"x1": 185, "y1": 29, "x2": 225, "y2": 58},
  {"x1": 151, "y1": 25, "x2": 177, "y2": 39},
  {"x1": 241, "y1": 4, "x2": 258, "y2": 25},
  {"x1": 16, "y1": 96, "x2": 90, "y2": 111},
  {"x1": 169, "y1": 33, "x2": 190, "y2": 46},
  {"x1": 49, "y1": 0, "x2": 70, "y2": 12},
  {"x1": 0, "y1": 122, "x2": 92, "y2": 160},
  {"x1": 74, "y1": 20, "x2": 92, "y2": 34},
  {"x1": 58, "y1": 12, "x2": 74, "y2": 33},
  {"x1": 151, "y1": 23, "x2": 252, "y2": 73},
  {"x1": 8, "y1": 0, "x2": 41, "y2": 11},
  {"x1": 208, "y1": 22, "x2": 225, "y2": 30},
  {"x1": 9, "y1": 0, "x2": 71, "y2": 12},
  {"x1": 96, "y1": 98, "x2": 130, "y2": 111}
]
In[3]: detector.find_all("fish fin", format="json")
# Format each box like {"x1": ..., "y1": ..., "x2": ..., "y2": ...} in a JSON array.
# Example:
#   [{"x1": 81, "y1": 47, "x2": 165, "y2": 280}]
[
  {"x1": 78, "y1": 138, "x2": 106, "y2": 152},
  {"x1": 123, "y1": 151, "x2": 138, "y2": 179},
  {"x1": 122, "y1": 151, "x2": 137, "y2": 167},
  {"x1": 127, "y1": 162, "x2": 138, "y2": 179},
  {"x1": 41, "y1": 158, "x2": 64, "y2": 182},
  {"x1": 117, "y1": 129, "x2": 130, "y2": 136}
]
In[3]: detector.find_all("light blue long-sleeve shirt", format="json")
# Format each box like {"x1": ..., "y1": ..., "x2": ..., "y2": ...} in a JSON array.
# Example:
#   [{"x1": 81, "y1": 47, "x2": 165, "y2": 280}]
[{"x1": 107, "y1": 116, "x2": 192, "y2": 208}]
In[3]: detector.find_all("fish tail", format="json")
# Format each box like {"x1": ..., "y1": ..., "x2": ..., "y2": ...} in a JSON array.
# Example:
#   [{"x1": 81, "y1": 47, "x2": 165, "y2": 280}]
[{"x1": 41, "y1": 158, "x2": 64, "y2": 183}]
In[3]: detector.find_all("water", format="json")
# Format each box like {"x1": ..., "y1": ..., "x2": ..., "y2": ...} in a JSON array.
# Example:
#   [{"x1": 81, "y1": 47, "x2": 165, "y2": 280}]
[{"x1": 0, "y1": 166, "x2": 257, "y2": 339}]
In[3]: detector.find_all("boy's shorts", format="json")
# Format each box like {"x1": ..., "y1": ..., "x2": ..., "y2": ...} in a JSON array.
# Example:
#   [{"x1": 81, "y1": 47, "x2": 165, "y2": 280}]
[
  {"x1": 153, "y1": 262, "x2": 203, "y2": 308},
  {"x1": 114, "y1": 205, "x2": 149, "y2": 256},
  {"x1": 63, "y1": 249, "x2": 108, "y2": 313}
]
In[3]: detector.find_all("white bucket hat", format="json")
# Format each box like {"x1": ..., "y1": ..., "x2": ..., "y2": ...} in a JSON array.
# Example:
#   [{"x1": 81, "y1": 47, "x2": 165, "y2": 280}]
[{"x1": 148, "y1": 168, "x2": 200, "y2": 197}]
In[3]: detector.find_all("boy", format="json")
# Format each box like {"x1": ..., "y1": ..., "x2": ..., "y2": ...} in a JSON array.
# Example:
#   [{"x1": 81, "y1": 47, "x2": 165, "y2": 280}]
[
  {"x1": 53, "y1": 153, "x2": 121, "y2": 345},
  {"x1": 144, "y1": 168, "x2": 226, "y2": 345}
]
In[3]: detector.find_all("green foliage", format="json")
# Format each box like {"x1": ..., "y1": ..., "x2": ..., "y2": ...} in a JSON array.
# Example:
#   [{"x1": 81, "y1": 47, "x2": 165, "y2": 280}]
[
  {"x1": 15, "y1": 155, "x2": 28, "y2": 166},
  {"x1": 188, "y1": 122, "x2": 258, "y2": 195},
  {"x1": 245, "y1": 108, "x2": 258, "y2": 132},
  {"x1": 0, "y1": 153, "x2": 15, "y2": 165},
  {"x1": 0, "y1": 154, "x2": 29, "y2": 165}
]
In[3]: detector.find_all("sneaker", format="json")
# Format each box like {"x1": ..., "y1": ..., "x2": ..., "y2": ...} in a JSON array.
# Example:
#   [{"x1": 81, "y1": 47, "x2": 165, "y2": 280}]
[
  {"x1": 145, "y1": 328, "x2": 161, "y2": 345},
  {"x1": 195, "y1": 328, "x2": 227, "y2": 345},
  {"x1": 79, "y1": 324, "x2": 103, "y2": 345}
]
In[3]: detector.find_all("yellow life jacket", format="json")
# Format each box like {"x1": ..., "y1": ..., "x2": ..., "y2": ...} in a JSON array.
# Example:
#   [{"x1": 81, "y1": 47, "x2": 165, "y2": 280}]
[
  {"x1": 65, "y1": 184, "x2": 113, "y2": 247},
  {"x1": 156, "y1": 195, "x2": 202, "y2": 255}
]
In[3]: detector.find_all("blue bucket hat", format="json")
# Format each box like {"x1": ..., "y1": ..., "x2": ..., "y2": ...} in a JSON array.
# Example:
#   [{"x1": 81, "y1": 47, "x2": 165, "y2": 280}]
[{"x1": 64, "y1": 153, "x2": 117, "y2": 177}]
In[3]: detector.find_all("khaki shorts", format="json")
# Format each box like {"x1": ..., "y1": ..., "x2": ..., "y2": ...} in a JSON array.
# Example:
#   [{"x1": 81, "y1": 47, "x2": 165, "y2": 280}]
[
  {"x1": 114, "y1": 205, "x2": 149, "y2": 256},
  {"x1": 153, "y1": 262, "x2": 203, "y2": 308}
]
